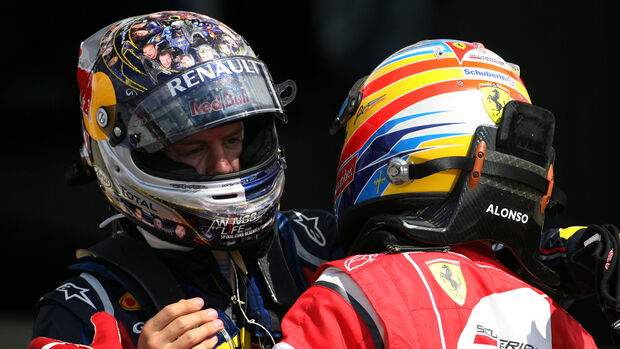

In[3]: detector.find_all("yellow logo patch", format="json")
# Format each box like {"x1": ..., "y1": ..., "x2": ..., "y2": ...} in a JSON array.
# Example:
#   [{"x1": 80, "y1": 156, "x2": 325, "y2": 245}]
[
  {"x1": 427, "y1": 259, "x2": 467, "y2": 306},
  {"x1": 480, "y1": 83, "x2": 510, "y2": 124},
  {"x1": 119, "y1": 291, "x2": 143, "y2": 311}
]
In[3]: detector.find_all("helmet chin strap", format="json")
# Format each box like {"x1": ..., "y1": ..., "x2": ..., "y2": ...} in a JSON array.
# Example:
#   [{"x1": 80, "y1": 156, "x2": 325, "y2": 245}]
[{"x1": 386, "y1": 142, "x2": 553, "y2": 198}]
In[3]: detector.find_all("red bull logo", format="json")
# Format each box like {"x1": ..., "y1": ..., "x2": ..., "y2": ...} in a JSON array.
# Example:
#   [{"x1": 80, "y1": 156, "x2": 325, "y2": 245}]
[{"x1": 190, "y1": 89, "x2": 250, "y2": 116}]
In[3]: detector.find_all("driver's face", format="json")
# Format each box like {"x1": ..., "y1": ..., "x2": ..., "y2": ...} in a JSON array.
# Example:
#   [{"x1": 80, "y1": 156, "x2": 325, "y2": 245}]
[{"x1": 163, "y1": 121, "x2": 243, "y2": 175}]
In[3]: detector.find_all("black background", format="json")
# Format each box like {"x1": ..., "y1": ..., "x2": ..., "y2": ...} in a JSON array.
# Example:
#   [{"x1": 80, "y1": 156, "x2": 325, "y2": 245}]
[{"x1": 2, "y1": 0, "x2": 616, "y2": 347}]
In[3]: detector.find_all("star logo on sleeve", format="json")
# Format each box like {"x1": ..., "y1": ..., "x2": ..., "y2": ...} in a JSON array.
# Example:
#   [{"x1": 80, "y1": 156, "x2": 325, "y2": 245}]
[
  {"x1": 56, "y1": 282, "x2": 96, "y2": 309},
  {"x1": 292, "y1": 212, "x2": 326, "y2": 247}
]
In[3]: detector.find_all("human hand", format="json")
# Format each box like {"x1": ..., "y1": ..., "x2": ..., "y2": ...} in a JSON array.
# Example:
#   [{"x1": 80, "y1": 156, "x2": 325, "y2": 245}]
[
  {"x1": 138, "y1": 297, "x2": 223, "y2": 349},
  {"x1": 28, "y1": 312, "x2": 122, "y2": 349}
]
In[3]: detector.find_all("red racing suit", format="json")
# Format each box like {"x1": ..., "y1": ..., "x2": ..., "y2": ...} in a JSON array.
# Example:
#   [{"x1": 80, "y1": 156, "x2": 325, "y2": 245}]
[{"x1": 275, "y1": 243, "x2": 597, "y2": 349}]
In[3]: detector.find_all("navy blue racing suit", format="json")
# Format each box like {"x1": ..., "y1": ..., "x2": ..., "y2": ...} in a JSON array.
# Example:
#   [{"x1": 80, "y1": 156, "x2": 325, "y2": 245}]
[{"x1": 32, "y1": 209, "x2": 343, "y2": 348}]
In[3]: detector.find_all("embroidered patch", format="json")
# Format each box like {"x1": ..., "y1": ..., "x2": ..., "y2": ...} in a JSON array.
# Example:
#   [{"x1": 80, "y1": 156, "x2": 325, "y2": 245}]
[
  {"x1": 119, "y1": 291, "x2": 143, "y2": 311},
  {"x1": 344, "y1": 254, "x2": 379, "y2": 271},
  {"x1": 57, "y1": 282, "x2": 95, "y2": 309},
  {"x1": 292, "y1": 212, "x2": 326, "y2": 247},
  {"x1": 426, "y1": 259, "x2": 467, "y2": 306}
]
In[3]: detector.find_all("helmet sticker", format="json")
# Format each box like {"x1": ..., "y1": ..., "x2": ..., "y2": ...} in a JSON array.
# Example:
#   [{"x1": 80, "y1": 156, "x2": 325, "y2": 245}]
[
  {"x1": 480, "y1": 83, "x2": 510, "y2": 123},
  {"x1": 165, "y1": 57, "x2": 265, "y2": 97},
  {"x1": 446, "y1": 41, "x2": 475, "y2": 64},
  {"x1": 82, "y1": 11, "x2": 255, "y2": 99},
  {"x1": 93, "y1": 165, "x2": 112, "y2": 188},
  {"x1": 446, "y1": 41, "x2": 508, "y2": 70},
  {"x1": 485, "y1": 204, "x2": 530, "y2": 224},
  {"x1": 462, "y1": 68, "x2": 517, "y2": 88},
  {"x1": 334, "y1": 154, "x2": 357, "y2": 199}
]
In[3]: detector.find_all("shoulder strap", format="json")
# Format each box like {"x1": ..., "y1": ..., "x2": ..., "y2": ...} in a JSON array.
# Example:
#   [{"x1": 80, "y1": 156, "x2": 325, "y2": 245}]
[
  {"x1": 256, "y1": 228, "x2": 301, "y2": 307},
  {"x1": 78, "y1": 232, "x2": 186, "y2": 315}
]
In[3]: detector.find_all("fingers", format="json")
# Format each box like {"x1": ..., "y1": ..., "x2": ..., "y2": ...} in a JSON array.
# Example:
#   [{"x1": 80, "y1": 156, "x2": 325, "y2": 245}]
[
  {"x1": 139, "y1": 298, "x2": 224, "y2": 349},
  {"x1": 191, "y1": 337, "x2": 220, "y2": 349},
  {"x1": 147, "y1": 298, "x2": 205, "y2": 332},
  {"x1": 173, "y1": 318, "x2": 224, "y2": 349}
]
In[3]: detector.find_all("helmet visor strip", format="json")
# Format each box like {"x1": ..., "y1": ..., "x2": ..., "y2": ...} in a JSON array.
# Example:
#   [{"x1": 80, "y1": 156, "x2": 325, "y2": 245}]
[{"x1": 121, "y1": 56, "x2": 284, "y2": 153}]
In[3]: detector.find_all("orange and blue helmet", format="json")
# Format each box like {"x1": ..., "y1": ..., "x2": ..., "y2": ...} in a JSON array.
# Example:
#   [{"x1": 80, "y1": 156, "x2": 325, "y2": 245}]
[{"x1": 332, "y1": 39, "x2": 562, "y2": 291}]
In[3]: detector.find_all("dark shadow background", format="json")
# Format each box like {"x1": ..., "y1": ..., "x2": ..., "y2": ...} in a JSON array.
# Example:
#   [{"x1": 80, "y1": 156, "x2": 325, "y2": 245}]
[{"x1": 2, "y1": 0, "x2": 616, "y2": 347}]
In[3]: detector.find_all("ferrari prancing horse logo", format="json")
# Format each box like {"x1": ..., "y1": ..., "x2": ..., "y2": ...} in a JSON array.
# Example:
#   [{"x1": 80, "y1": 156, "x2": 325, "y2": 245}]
[
  {"x1": 427, "y1": 259, "x2": 467, "y2": 306},
  {"x1": 481, "y1": 83, "x2": 510, "y2": 124}
]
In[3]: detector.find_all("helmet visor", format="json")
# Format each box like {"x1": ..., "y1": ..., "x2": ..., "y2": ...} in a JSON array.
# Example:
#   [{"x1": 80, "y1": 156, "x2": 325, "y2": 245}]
[{"x1": 120, "y1": 56, "x2": 284, "y2": 152}]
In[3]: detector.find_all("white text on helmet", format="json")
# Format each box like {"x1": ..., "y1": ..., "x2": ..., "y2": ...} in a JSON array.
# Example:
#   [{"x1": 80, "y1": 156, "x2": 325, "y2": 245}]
[
  {"x1": 166, "y1": 58, "x2": 263, "y2": 97},
  {"x1": 334, "y1": 154, "x2": 357, "y2": 199},
  {"x1": 214, "y1": 212, "x2": 259, "y2": 227},
  {"x1": 485, "y1": 203, "x2": 529, "y2": 224}
]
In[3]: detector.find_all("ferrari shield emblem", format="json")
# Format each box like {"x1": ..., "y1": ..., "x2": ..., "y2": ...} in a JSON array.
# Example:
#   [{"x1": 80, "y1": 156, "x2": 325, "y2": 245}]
[
  {"x1": 427, "y1": 259, "x2": 467, "y2": 306},
  {"x1": 480, "y1": 83, "x2": 510, "y2": 124}
]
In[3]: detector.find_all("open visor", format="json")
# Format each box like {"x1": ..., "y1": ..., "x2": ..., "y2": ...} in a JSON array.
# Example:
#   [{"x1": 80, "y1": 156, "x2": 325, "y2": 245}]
[{"x1": 118, "y1": 56, "x2": 286, "y2": 153}]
